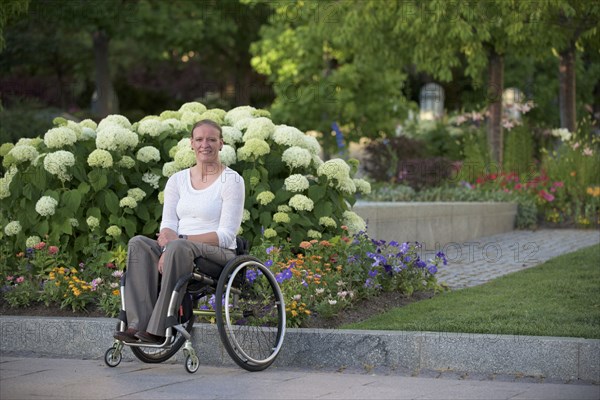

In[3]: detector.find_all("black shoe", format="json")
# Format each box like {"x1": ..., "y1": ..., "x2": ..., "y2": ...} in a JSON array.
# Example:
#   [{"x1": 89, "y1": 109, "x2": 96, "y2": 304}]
[
  {"x1": 135, "y1": 331, "x2": 165, "y2": 344},
  {"x1": 113, "y1": 328, "x2": 139, "y2": 343}
]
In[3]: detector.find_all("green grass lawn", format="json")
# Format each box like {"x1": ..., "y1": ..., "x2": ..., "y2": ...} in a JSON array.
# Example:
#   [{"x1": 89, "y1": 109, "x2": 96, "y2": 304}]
[{"x1": 343, "y1": 244, "x2": 600, "y2": 339}]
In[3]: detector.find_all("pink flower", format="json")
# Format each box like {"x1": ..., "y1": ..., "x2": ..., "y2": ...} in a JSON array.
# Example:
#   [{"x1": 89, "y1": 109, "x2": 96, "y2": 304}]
[
  {"x1": 106, "y1": 262, "x2": 116, "y2": 269},
  {"x1": 539, "y1": 190, "x2": 555, "y2": 202},
  {"x1": 48, "y1": 246, "x2": 59, "y2": 255},
  {"x1": 16, "y1": 276, "x2": 25, "y2": 283},
  {"x1": 553, "y1": 181, "x2": 564, "y2": 187},
  {"x1": 6, "y1": 275, "x2": 14, "y2": 281},
  {"x1": 583, "y1": 147, "x2": 594, "y2": 156},
  {"x1": 571, "y1": 142, "x2": 580, "y2": 150},
  {"x1": 34, "y1": 242, "x2": 46, "y2": 250}
]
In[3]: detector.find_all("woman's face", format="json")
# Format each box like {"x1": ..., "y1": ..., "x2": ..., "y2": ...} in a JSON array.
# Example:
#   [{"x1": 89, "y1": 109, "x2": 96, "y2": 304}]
[{"x1": 190, "y1": 124, "x2": 223, "y2": 165}]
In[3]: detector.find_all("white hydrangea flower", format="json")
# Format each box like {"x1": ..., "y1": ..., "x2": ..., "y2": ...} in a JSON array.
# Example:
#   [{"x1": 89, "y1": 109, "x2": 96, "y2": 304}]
[
  {"x1": 198, "y1": 109, "x2": 225, "y2": 125},
  {"x1": 26, "y1": 236, "x2": 41, "y2": 248},
  {"x1": 180, "y1": 111, "x2": 202, "y2": 127},
  {"x1": 317, "y1": 158, "x2": 350, "y2": 182},
  {"x1": 237, "y1": 138, "x2": 270, "y2": 161},
  {"x1": 263, "y1": 228, "x2": 277, "y2": 239},
  {"x1": 299, "y1": 135, "x2": 322, "y2": 155},
  {"x1": 162, "y1": 161, "x2": 179, "y2": 177},
  {"x1": 224, "y1": 106, "x2": 256, "y2": 126},
  {"x1": 127, "y1": 188, "x2": 146, "y2": 202},
  {"x1": 354, "y1": 178, "x2": 372, "y2": 194},
  {"x1": 312, "y1": 154, "x2": 324, "y2": 169},
  {"x1": 337, "y1": 178, "x2": 357, "y2": 194},
  {"x1": 222, "y1": 126, "x2": 243, "y2": 145},
  {"x1": 243, "y1": 117, "x2": 275, "y2": 141},
  {"x1": 87, "y1": 149, "x2": 113, "y2": 168},
  {"x1": 79, "y1": 119, "x2": 97, "y2": 130},
  {"x1": 119, "y1": 196, "x2": 138, "y2": 209},
  {"x1": 242, "y1": 209, "x2": 251, "y2": 223},
  {"x1": 272, "y1": 125, "x2": 305, "y2": 147},
  {"x1": 16, "y1": 137, "x2": 43, "y2": 147},
  {"x1": 174, "y1": 148, "x2": 196, "y2": 169},
  {"x1": 319, "y1": 216, "x2": 337, "y2": 228},
  {"x1": 4, "y1": 221, "x2": 22, "y2": 236},
  {"x1": 66, "y1": 120, "x2": 83, "y2": 139},
  {"x1": 136, "y1": 146, "x2": 161, "y2": 163},
  {"x1": 343, "y1": 211, "x2": 367, "y2": 234},
  {"x1": 162, "y1": 118, "x2": 184, "y2": 132},
  {"x1": 284, "y1": 174, "x2": 309, "y2": 192},
  {"x1": 96, "y1": 125, "x2": 139, "y2": 151},
  {"x1": 138, "y1": 119, "x2": 167, "y2": 137},
  {"x1": 219, "y1": 145, "x2": 237, "y2": 166},
  {"x1": 307, "y1": 229, "x2": 322, "y2": 239},
  {"x1": 256, "y1": 191, "x2": 275, "y2": 205},
  {"x1": 233, "y1": 117, "x2": 253, "y2": 132},
  {"x1": 0, "y1": 143, "x2": 14, "y2": 157},
  {"x1": 158, "y1": 191, "x2": 165, "y2": 204},
  {"x1": 159, "y1": 110, "x2": 182, "y2": 120},
  {"x1": 0, "y1": 166, "x2": 18, "y2": 199},
  {"x1": 44, "y1": 150, "x2": 75, "y2": 182},
  {"x1": 35, "y1": 196, "x2": 59, "y2": 217},
  {"x1": 117, "y1": 155, "x2": 135, "y2": 169},
  {"x1": 97, "y1": 114, "x2": 132, "y2": 130},
  {"x1": 282, "y1": 146, "x2": 311, "y2": 169},
  {"x1": 44, "y1": 127, "x2": 78, "y2": 149},
  {"x1": 142, "y1": 173, "x2": 160, "y2": 189},
  {"x1": 106, "y1": 225, "x2": 122, "y2": 237},
  {"x1": 289, "y1": 194, "x2": 314, "y2": 212},
  {"x1": 277, "y1": 204, "x2": 292, "y2": 213},
  {"x1": 273, "y1": 212, "x2": 290, "y2": 224},
  {"x1": 80, "y1": 127, "x2": 97, "y2": 141},
  {"x1": 86, "y1": 216, "x2": 100, "y2": 230},
  {"x1": 178, "y1": 102, "x2": 207, "y2": 114},
  {"x1": 7, "y1": 145, "x2": 39, "y2": 164},
  {"x1": 69, "y1": 218, "x2": 79, "y2": 227}
]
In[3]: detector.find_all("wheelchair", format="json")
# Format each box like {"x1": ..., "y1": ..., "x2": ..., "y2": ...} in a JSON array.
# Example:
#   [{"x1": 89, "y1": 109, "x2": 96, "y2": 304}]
[{"x1": 104, "y1": 237, "x2": 286, "y2": 373}]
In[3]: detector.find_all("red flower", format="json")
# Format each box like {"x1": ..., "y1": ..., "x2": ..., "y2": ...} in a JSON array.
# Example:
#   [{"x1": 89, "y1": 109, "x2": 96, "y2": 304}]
[
  {"x1": 48, "y1": 246, "x2": 59, "y2": 255},
  {"x1": 34, "y1": 242, "x2": 46, "y2": 250}
]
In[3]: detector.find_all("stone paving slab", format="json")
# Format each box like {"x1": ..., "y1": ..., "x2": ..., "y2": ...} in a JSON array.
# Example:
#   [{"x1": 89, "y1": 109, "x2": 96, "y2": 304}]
[{"x1": 433, "y1": 229, "x2": 600, "y2": 289}]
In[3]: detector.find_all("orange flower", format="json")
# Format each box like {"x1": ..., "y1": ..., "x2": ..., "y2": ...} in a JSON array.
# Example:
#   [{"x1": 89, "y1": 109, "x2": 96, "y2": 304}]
[{"x1": 299, "y1": 241, "x2": 312, "y2": 249}]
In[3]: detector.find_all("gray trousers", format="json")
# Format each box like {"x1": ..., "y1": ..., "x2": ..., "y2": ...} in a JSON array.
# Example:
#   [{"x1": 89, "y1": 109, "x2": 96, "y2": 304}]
[{"x1": 124, "y1": 235, "x2": 235, "y2": 336}]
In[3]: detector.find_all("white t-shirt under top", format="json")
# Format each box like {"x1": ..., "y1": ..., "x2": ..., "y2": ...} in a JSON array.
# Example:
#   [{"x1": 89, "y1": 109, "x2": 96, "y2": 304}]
[{"x1": 159, "y1": 167, "x2": 245, "y2": 250}]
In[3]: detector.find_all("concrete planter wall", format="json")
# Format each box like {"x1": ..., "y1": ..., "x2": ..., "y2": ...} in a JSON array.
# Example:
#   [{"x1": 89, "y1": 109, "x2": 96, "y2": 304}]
[{"x1": 353, "y1": 201, "x2": 518, "y2": 246}]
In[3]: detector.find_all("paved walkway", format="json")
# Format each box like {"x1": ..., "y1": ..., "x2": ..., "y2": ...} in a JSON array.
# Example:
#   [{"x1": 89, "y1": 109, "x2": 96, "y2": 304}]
[
  {"x1": 1, "y1": 356, "x2": 599, "y2": 400},
  {"x1": 434, "y1": 229, "x2": 600, "y2": 289}
]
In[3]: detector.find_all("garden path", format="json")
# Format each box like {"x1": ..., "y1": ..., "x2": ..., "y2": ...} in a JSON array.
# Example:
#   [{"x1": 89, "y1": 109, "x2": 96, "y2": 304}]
[{"x1": 434, "y1": 229, "x2": 600, "y2": 289}]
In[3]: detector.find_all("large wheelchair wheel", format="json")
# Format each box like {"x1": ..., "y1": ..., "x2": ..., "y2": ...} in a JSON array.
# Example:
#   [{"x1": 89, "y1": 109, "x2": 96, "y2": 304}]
[
  {"x1": 215, "y1": 255, "x2": 286, "y2": 371},
  {"x1": 131, "y1": 315, "x2": 195, "y2": 364}
]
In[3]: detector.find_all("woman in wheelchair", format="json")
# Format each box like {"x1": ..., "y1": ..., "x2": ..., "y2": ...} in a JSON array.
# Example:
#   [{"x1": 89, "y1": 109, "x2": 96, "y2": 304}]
[{"x1": 114, "y1": 119, "x2": 245, "y2": 344}]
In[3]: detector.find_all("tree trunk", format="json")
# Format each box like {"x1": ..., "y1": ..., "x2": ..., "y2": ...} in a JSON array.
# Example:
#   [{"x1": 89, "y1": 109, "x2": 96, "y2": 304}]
[
  {"x1": 486, "y1": 49, "x2": 504, "y2": 168},
  {"x1": 92, "y1": 30, "x2": 118, "y2": 118},
  {"x1": 558, "y1": 42, "x2": 577, "y2": 133}
]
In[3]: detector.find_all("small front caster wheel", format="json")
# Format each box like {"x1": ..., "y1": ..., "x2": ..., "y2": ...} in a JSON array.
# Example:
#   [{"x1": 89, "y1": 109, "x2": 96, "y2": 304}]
[
  {"x1": 104, "y1": 347, "x2": 122, "y2": 367},
  {"x1": 185, "y1": 355, "x2": 199, "y2": 373}
]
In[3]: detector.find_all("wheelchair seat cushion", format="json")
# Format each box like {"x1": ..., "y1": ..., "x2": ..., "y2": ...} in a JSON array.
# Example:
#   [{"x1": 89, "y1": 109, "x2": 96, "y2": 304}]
[{"x1": 193, "y1": 257, "x2": 224, "y2": 280}]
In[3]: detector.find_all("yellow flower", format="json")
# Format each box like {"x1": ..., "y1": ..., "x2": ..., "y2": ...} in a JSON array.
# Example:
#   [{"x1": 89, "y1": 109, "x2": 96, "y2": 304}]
[
  {"x1": 112, "y1": 289, "x2": 120, "y2": 296},
  {"x1": 291, "y1": 310, "x2": 298, "y2": 317}
]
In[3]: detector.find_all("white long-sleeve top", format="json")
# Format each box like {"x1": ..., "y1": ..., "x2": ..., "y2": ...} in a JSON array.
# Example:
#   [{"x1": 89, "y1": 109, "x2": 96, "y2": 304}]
[{"x1": 159, "y1": 167, "x2": 245, "y2": 250}]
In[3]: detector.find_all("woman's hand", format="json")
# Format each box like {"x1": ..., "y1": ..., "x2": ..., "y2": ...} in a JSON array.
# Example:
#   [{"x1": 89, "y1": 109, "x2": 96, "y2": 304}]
[
  {"x1": 158, "y1": 253, "x2": 165, "y2": 274},
  {"x1": 157, "y1": 229, "x2": 177, "y2": 247}
]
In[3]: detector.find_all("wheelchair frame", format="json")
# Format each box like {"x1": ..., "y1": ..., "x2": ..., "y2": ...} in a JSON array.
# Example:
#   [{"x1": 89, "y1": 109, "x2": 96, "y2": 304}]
[{"x1": 104, "y1": 241, "x2": 286, "y2": 373}]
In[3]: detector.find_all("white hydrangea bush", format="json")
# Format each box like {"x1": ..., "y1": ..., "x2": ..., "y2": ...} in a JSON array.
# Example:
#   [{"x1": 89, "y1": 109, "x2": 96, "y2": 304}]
[{"x1": 0, "y1": 102, "x2": 369, "y2": 268}]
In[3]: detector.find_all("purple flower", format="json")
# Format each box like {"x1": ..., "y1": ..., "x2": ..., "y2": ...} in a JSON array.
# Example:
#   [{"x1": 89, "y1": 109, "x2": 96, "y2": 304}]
[
  {"x1": 427, "y1": 264, "x2": 438, "y2": 274},
  {"x1": 266, "y1": 246, "x2": 275, "y2": 255},
  {"x1": 265, "y1": 259, "x2": 274, "y2": 267},
  {"x1": 389, "y1": 241, "x2": 400, "y2": 247},
  {"x1": 246, "y1": 269, "x2": 258, "y2": 284},
  {"x1": 368, "y1": 269, "x2": 378, "y2": 278}
]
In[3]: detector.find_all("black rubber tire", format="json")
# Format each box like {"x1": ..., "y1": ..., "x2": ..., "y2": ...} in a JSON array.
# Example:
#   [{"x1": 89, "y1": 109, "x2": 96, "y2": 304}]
[{"x1": 215, "y1": 255, "x2": 286, "y2": 371}]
